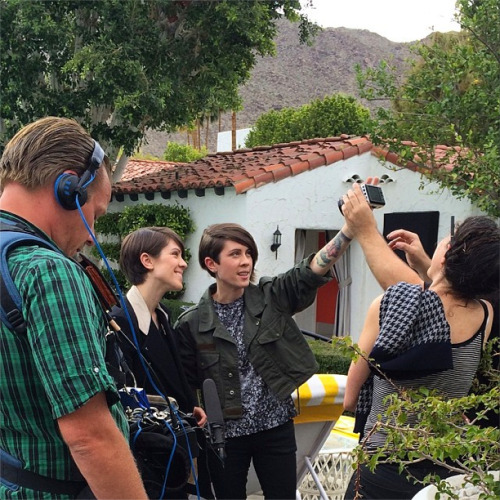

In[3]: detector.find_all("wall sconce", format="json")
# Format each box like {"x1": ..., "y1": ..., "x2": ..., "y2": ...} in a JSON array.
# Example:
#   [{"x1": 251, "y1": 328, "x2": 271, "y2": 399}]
[{"x1": 270, "y1": 225, "x2": 282, "y2": 259}]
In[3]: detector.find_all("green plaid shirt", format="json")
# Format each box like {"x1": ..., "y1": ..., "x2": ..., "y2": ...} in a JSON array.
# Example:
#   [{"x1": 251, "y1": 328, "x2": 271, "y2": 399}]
[{"x1": 0, "y1": 212, "x2": 127, "y2": 499}]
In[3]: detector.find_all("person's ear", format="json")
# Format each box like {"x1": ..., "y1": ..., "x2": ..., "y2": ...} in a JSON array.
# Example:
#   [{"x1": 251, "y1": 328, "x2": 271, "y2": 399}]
[
  {"x1": 204, "y1": 256, "x2": 217, "y2": 273},
  {"x1": 140, "y1": 252, "x2": 154, "y2": 270}
]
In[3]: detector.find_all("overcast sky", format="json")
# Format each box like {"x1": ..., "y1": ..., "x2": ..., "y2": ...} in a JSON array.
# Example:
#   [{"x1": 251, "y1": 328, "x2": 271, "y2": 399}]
[{"x1": 301, "y1": 0, "x2": 460, "y2": 43}]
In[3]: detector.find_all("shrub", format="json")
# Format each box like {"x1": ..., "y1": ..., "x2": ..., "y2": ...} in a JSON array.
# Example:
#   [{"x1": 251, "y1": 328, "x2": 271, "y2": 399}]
[
  {"x1": 163, "y1": 142, "x2": 208, "y2": 162},
  {"x1": 245, "y1": 93, "x2": 370, "y2": 148},
  {"x1": 331, "y1": 335, "x2": 500, "y2": 498},
  {"x1": 308, "y1": 339, "x2": 351, "y2": 374}
]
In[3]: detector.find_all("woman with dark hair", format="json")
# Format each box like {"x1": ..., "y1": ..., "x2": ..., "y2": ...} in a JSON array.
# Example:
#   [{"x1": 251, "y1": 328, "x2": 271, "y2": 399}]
[
  {"x1": 343, "y1": 215, "x2": 499, "y2": 499},
  {"x1": 175, "y1": 221, "x2": 357, "y2": 500},
  {"x1": 111, "y1": 227, "x2": 205, "y2": 422},
  {"x1": 111, "y1": 227, "x2": 211, "y2": 499}
]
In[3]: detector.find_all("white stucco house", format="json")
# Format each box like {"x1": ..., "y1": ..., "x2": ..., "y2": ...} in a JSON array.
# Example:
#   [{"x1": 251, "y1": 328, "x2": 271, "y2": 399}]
[{"x1": 109, "y1": 135, "x2": 486, "y2": 342}]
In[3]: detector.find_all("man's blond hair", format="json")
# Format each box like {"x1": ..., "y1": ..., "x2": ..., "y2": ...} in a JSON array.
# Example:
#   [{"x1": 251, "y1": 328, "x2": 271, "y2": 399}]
[{"x1": 0, "y1": 116, "x2": 111, "y2": 192}]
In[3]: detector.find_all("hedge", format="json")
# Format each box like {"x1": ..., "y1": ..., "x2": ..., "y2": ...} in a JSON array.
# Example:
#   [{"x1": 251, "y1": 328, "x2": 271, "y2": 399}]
[{"x1": 308, "y1": 339, "x2": 351, "y2": 375}]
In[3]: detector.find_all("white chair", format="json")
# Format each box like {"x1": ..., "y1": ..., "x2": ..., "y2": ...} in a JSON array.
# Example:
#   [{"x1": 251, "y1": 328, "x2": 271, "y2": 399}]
[{"x1": 411, "y1": 471, "x2": 500, "y2": 500}]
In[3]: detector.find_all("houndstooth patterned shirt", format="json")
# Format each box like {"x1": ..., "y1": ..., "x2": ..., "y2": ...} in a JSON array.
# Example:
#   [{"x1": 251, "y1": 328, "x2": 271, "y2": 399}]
[{"x1": 355, "y1": 282, "x2": 454, "y2": 436}]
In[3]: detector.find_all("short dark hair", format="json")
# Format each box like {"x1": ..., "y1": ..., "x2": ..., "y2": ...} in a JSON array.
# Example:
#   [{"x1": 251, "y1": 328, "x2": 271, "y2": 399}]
[
  {"x1": 120, "y1": 227, "x2": 185, "y2": 285},
  {"x1": 199, "y1": 223, "x2": 258, "y2": 281},
  {"x1": 445, "y1": 216, "x2": 499, "y2": 300}
]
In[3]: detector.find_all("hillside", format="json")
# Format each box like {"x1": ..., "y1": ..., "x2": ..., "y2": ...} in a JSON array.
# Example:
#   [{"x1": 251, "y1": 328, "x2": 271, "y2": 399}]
[{"x1": 142, "y1": 19, "x2": 415, "y2": 156}]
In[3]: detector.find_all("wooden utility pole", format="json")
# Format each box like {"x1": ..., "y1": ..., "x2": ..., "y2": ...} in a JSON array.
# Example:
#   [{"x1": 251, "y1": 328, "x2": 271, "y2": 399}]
[{"x1": 196, "y1": 119, "x2": 201, "y2": 150}]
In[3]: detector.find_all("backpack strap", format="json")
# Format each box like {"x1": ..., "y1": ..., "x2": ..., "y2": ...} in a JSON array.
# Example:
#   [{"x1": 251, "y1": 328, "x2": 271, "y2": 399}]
[
  {"x1": 0, "y1": 449, "x2": 87, "y2": 496},
  {"x1": 0, "y1": 219, "x2": 61, "y2": 334}
]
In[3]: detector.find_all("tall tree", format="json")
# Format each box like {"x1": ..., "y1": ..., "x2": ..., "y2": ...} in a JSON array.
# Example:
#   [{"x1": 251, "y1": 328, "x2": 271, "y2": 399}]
[
  {"x1": 0, "y1": 0, "x2": 318, "y2": 178},
  {"x1": 357, "y1": 0, "x2": 500, "y2": 216}
]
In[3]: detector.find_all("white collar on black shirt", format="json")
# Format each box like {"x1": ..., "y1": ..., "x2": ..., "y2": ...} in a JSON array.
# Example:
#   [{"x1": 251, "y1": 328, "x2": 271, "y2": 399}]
[{"x1": 126, "y1": 285, "x2": 169, "y2": 335}]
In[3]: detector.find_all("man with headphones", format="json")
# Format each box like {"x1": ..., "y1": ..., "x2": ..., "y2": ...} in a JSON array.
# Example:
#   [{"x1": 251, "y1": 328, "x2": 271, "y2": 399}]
[{"x1": 0, "y1": 117, "x2": 148, "y2": 499}]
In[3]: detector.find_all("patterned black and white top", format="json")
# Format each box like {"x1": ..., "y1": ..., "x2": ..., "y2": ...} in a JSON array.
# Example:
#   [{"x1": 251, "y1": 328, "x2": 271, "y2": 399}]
[
  {"x1": 355, "y1": 282, "x2": 489, "y2": 448},
  {"x1": 365, "y1": 322, "x2": 485, "y2": 449},
  {"x1": 213, "y1": 297, "x2": 296, "y2": 438}
]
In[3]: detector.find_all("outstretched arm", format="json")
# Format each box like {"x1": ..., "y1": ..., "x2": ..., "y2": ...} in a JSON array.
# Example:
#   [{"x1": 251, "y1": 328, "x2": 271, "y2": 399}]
[
  {"x1": 341, "y1": 183, "x2": 422, "y2": 289},
  {"x1": 309, "y1": 224, "x2": 354, "y2": 276},
  {"x1": 309, "y1": 177, "x2": 381, "y2": 276}
]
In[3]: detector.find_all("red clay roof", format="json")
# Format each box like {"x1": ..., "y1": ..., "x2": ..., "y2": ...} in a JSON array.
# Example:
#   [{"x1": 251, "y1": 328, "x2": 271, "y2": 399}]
[
  {"x1": 119, "y1": 159, "x2": 183, "y2": 182},
  {"x1": 113, "y1": 135, "x2": 374, "y2": 195}
]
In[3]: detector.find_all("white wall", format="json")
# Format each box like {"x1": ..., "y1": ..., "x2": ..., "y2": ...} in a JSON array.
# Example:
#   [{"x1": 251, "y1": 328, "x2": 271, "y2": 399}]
[
  {"x1": 216, "y1": 128, "x2": 252, "y2": 152},
  {"x1": 108, "y1": 153, "x2": 486, "y2": 340}
]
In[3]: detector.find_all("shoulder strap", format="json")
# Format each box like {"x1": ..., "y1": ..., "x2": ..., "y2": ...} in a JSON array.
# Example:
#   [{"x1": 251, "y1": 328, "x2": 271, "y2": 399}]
[
  {"x1": 0, "y1": 220, "x2": 61, "y2": 334},
  {"x1": 477, "y1": 299, "x2": 490, "y2": 348}
]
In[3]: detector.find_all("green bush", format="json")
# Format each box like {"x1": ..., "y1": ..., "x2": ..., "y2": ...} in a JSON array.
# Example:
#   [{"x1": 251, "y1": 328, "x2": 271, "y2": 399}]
[
  {"x1": 100, "y1": 267, "x2": 128, "y2": 297},
  {"x1": 308, "y1": 339, "x2": 351, "y2": 374},
  {"x1": 163, "y1": 142, "x2": 208, "y2": 162},
  {"x1": 245, "y1": 93, "x2": 370, "y2": 147}
]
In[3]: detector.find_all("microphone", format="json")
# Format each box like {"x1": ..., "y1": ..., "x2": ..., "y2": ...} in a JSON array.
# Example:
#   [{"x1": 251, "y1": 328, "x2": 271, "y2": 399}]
[{"x1": 202, "y1": 378, "x2": 226, "y2": 466}]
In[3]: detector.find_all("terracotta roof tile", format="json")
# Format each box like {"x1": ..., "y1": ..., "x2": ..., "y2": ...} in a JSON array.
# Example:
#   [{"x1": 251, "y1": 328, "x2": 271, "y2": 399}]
[
  {"x1": 113, "y1": 136, "x2": 374, "y2": 195},
  {"x1": 253, "y1": 171, "x2": 275, "y2": 187},
  {"x1": 282, "y1": 158, "x2": 302, "y2": 166},
  {"x1": 357, "y1": 140, "x2": 373, "y2": 155},
  {"x1": 373, "y1": 143, "x2": 465, "y2": 173},
  {"x1": 262, "y1": 164, "x2": 283, "y2": 173},
  {"x1": 290, "y1": 161, "x2": 310, "y2": 176},
  {"x1": 384, "y1": 151, "x2": 401, "y2": 166},
  {"x1": 345, "y1": 137, "x2": 367, "y2": 146},
  {"x1": 234, "y1": 178, "x2": 256, "y2": 194},
  {"x1": 119, "y1": 159, "x2": 181, "y2": 182},
  {"x1": 271, "y1": 166, "x2": 293, "y2": 182},
  {"x1": 342, "y1": 145, "x2": 358, "y2": 160},
  {"x1": 323, "y1": 150, "x2": 344, "y2": 164},
  {"x1": 307, "y1": 155, "x2": 327, "y2": 170}
]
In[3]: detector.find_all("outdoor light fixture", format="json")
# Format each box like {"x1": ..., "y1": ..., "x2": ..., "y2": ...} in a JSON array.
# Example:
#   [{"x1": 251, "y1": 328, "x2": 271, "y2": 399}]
[{"x1": 270, "y1": 225, "x2": 282, "y2": 259}]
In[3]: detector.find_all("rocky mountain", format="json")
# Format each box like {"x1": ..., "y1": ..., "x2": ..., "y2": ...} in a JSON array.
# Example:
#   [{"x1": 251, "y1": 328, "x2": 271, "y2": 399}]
[{"x1": 142, "y1": 19, "x2": 416, "y2": 156}]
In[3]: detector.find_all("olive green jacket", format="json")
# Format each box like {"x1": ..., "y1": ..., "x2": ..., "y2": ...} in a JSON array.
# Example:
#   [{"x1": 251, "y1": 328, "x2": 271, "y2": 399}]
[{"x1": 175, "y1": 255, "x2": 328, "y2": 419}]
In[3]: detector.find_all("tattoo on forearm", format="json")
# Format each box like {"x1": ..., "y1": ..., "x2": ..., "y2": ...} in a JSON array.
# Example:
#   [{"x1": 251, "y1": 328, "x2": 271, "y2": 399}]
[{"x1": 315, "y1": 231, "x2": 352, "y2": 268}]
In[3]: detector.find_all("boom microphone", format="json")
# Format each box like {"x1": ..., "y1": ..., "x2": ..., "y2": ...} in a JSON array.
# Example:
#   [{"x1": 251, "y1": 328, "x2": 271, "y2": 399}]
[{"x1": 202, "y1": 378, "x2": 226, "y2": 466}]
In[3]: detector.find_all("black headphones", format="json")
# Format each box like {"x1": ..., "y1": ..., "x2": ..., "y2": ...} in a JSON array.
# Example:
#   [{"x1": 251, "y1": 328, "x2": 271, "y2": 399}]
[{"x1": 54, "y1": 140, "x2": 105, "y2": 210}]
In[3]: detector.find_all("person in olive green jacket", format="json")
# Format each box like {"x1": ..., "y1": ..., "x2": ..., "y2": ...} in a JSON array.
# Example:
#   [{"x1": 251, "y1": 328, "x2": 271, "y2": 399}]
[{"x1": 175, "y1": 221, "x2": 355, "y2": 500}]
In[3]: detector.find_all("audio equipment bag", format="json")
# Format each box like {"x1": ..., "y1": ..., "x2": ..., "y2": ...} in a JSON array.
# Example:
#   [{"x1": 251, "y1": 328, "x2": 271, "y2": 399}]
[{"x1": 123, "y1": 394, "x2": 201, "y2": 498}]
